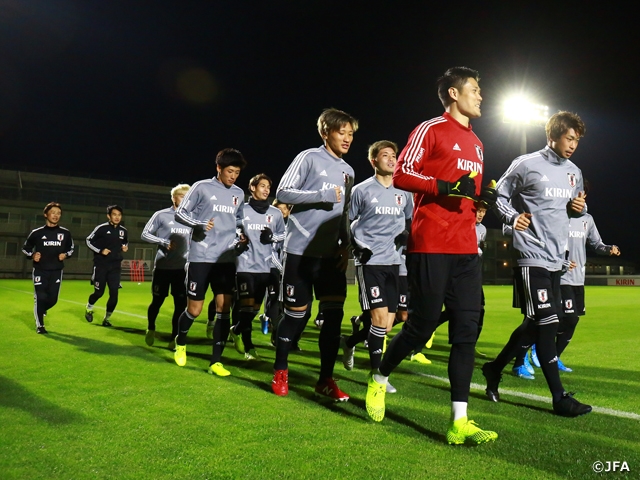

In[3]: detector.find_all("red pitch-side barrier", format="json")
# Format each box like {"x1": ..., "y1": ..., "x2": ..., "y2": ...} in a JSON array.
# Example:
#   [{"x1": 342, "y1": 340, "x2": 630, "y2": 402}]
[{"x1": 129, "y1": 260, "x2": 145, "y2": 283}]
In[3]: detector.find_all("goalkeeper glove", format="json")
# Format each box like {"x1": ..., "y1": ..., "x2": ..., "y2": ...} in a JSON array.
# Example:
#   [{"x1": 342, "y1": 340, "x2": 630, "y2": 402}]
[
  {"x1": 234, "y1": 240, "x2": 249, "y2": 255},
  {"x1": 436, "y1": 172, "x2": 477, "y2": 200},
  {"x1": 394, "y1": 230, "x2": 409, "y2": 248},
  {"x1": 260, "y1": 227, "x2": 273, "y2": 244},
  {"x1": 353, "y1": 246, "x2": 373, "y2": 264},
  {"x1": 478, "y1": 179, "x2": 497, "y2": 207}
]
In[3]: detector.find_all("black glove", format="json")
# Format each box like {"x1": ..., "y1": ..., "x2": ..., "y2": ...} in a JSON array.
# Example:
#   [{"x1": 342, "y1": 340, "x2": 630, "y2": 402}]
[
  {"x1": 394, "y1": 230, "x2": 409, "y2": 248},
  {"x1": 353, "y1": 246, "x2": 373, "y2": 264},
  {"x1": 478, "y1": 180, "x2": 497, "y2": 207},
  {"x1": 234, "y1": 240, "x2": 249, "y2": 255},
  {"x1": 260, "y1": 227, "x2": 273, "y2": 245},
  {"x1": 437, "y1": 173, "x2": 477, "y2": 200}
]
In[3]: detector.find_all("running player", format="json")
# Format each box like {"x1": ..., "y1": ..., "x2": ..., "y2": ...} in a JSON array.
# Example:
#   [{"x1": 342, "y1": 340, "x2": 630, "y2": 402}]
[
  {"x1": 22, "y1": 202, "x2": 74, "y2": 334},
  {"x1": 482, "y1": 111, "x2": 592, "y2": 417},
  {"x1": 141, "y1": 184, "x2": 191, "y2": 348},
  {"x1": 364, "y1": 67, "x2": 498, "y2": 445},
  {"x1": 271, "y1": 107, "x2": 357, "y2": 400},
  {"x1": 85, "y1": 205, "x2": 128, "y2": 327},
  {"x1": 340, "y1": 140, "x2": 412, "y2": 397},
  {"x1": 230, "y1": 173, "x2": 285, "y2": 360},
  {"x1": 172, "y1": 148, "x2": 246, "y2": 376}
]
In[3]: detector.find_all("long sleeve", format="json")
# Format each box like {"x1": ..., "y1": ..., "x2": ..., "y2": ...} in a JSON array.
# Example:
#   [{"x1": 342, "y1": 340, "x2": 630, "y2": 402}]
[
  {"x1": 393, "y1": 121, "x2": 439, "y2": 195},
  {"x1": 22, "y1": 231, "x2": 36, "y2": 258},
  {"x1": 141, "y1": 211, "x2": 170, "y2": 247},
  {"x1": 276, "y1": 151, "x2": 339, "y2": 205}
]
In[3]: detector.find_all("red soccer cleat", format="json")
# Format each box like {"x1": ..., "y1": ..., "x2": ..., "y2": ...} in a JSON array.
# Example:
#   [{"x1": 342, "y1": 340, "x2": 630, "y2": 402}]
[
  {"x1": 272, "y1": 369, "x2": 289, "y2": 396},
  {"x1": 315, "y1": 378, "x2": 350, "y2": 402}
]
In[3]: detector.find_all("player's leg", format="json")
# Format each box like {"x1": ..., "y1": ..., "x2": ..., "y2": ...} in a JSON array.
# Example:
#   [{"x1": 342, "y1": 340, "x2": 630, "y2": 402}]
[
  {"x1": 241, "y1": 274, "x2": 270, "y2": 359},
  {"x1": 102, "y1": 265, "x2": 121, "y2": 326},
  {"x1": 32, "y1": 269, "x2": 47, "y2": 333},
  {"x1": 174, "y1": 263, "x2": 210, "y2": 366},
  {"x1": 169, "y1": 269, "x2": 187, "y2": 343},
  {"x1": 555, "y1": 285, "x2": 583, "y2": 371},
  {"x1": 146, "y1": 269, "x2": 170, "y2": 345},
  {"x1": 208, "y1": 263, "x2": 235, "y2": 375},
  {"x1": 86, "y1": 265, "x2": 106, "y2": 322}
]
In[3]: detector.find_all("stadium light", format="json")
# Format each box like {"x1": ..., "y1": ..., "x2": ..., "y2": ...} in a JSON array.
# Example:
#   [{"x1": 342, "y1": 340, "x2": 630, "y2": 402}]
[{"x1": 502, "y1": 95, "x2": 550, "y2": 155}]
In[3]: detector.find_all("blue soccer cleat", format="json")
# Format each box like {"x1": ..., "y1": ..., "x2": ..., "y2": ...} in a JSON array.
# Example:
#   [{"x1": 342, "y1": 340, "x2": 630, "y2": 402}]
[
  {"x1": 530, "y1": 344, "x2": 541, "y2": 368},
  {"x1": 512, "y1": 365, "x2": 535, "y2": 380},
  {"x1": 523, "y1": 350, "x2": 535, "y2": 375},
  {"x1": 259, "y1": 314, "x2": 270, "y2": 335},
  {"x1": 557, "y1": 358, "x2": 573, "y2": 372}
]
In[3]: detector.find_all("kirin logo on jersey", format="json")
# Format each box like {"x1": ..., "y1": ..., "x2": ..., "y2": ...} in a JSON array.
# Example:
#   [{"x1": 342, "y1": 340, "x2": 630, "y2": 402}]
[
  {"x1": 537, "y1": 289, "x2": 548, "y2": 303},
  {"x1": 370, "y1": 286, "x2": 380, "y2": 298},
  {"x1": 265, "y1": 214, "x2": 273, "y2": 224},
  {"x1": 565, "y1": 299, "x2": 573, "y2": 310},
  {"x1": 567, "y1": 173, "x2": 577, "y2": 188},
  {"x1": 286, "y1": 284, "x2": 295, "y2": 297},
  {"x1": 57, "y1": 233, "x2": 64, "y2": 241},
  {"x1": 232, "y1": 196, "x2": 239, "y2": 206},
  {"x1": 475, "y1": 145, "x2": 483, "y2": 162},
  {"x1": 394, "y1": 194, "x2": 404, "y2": 206},
  {"x1": 189, "y1": 281, "x2": 197, "y2": 292}
]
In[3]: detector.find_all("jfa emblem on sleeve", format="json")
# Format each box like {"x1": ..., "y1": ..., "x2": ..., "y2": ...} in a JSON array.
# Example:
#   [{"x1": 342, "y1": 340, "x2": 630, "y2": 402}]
[
  {"x1": 370, "y1": 286, "x2": 380, "y2": 298},
  {"x1": 286, "y1": 284, "x2": 295, "y2": 297},
  {"x1": 232, "y1": 196, "x2": 239, "y2": 206},
  {"x1": 265, "y1": 214, "x2": 273, "y2": 223},
  {"x1": 119, "y1": 230, "x2": 125, "y2": 238},
  {"x1": 189, "y1": 281, "x2": 197, "y2": 292},
  {"x1": 394, "y1": 194, "x2": 404, "y2": 206},
  {"x1": 474, "y1": 145, "x2": 484, "y2": 162},
  {"x1": 567, "y1": 173, "x2": 577, "y2": 188},
  {"x1": 57, "y1": 233, "x2": 64, "y2": 241},
  {"x1": 537, "y1": 289, "x2": 548, "y2": 303},
  {"x1": 565, "y1": 299, "x2": 573, "y2": 310}
]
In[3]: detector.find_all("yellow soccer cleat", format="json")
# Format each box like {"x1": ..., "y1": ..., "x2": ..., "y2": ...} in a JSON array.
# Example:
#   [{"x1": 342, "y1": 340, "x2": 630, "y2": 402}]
[
  {"x1": 426, "y1": 332, "x2": 435, "y2": 349},
  {"x1": 174, "y1": 340, "x2": 187, "y2": 367},
  {"x1": 410, "y1": 352, "x2": 432, "y2": 365},
  {"x1": 366, "y1": 374, "x2": 387, "y2": 422},
  {"x1": 208, "y1": 362, "x2": 231, "y2": 377},
  {"x1": 446, "y1": 417, "x2": 498, "y2": 445},
  {"x1": 145, "y1": 329, "x2": 155, "y2": 347}
]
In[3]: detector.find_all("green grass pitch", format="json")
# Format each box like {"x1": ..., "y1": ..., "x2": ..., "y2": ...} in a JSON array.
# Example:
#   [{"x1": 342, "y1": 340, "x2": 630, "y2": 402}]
[{"x1": 1, "y1": 279, "x2": 638, "y2": 479}]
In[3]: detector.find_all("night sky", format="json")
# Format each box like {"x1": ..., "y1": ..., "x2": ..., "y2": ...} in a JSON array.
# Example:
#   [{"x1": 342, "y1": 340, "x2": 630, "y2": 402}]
[{"x1": 1, "y1": 2, "x2": 639, "y2": 262}]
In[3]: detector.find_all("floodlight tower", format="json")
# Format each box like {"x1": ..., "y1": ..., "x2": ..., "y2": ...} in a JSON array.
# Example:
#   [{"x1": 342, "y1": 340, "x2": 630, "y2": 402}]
[{"x1": 503, "y1": 96, "x2": 550, "y2": 155}]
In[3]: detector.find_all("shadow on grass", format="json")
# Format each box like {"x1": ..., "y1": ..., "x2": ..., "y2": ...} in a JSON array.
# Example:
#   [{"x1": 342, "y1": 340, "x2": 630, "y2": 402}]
[
  {"x1": 46, "y1": 332, "x2": 165, "y2": 363},
  {"x1": 0, "y1": 375, "x2": 84, "y2": 425}
]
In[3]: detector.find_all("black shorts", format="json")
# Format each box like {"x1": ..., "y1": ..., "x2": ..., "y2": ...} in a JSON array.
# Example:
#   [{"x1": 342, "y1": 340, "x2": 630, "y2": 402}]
[
  {"x1": 152, "y1": 268, "x2": 187, "y2": 299},
  {"x1": 560, "y1": 284, "x2": 585, "y2": 316},
  {"x1": 355, "y1": 265, "x2": 399, "y2": 313},
  {"x1": 92, "y1": 262, "x2": 121, "y2": 292},
  {"x1": 281, "y1": 253, "x2": 347, "y2": 307},
  {"x1": 236, "y1": 272, "x2": 272, "y2": 304},
  {"x1": 517, "y1": 266, "x2": 562, "y2": 324},
  {"x1": 186, "y1": 262, "x2": 236, "y2": 300},
  {"x1": 398, "y1": 275, "x2": 408, "y2": 311}
]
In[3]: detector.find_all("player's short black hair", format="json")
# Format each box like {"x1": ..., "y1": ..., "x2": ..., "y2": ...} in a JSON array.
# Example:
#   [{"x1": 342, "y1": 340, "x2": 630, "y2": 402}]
[
  {"x1": 107, "y1": 205, "x2": 123, "y2": 215},
  {"x1": 249, "y1": 173, "x2": 272, "y2": 190},
  {"x1": 216, "y1": 148, "x2": 247, "y2": 170},
  {"x1": 437, "y1": 67, "x2": 480, "y2": 107},
  {"x1": 317, "y1": 108, "x2": 359, "y2": 138},
  {"x1": 545, "y1": 111, "x2": 586, "y2": 141},
  {"x1": 368, "y1": 140, "x2": 398, "y2": 160},
  {"x1": 43, "y1": 202, "x2": 62, "y2": 214}
]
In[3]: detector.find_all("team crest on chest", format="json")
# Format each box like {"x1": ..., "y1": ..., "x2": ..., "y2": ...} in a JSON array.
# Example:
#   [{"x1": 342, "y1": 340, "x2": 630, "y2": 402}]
[
  {"x1": 232, "y1": 196, "x2": 239, "y2": 206},
  {"x1": 119, "y1": 230, "x2": 125, "y2": 238},
  {"x1": 57, "y1": 233, "x2": 64, "y2": 241},
  {"x1": 265, "y1": 214, "x2": 273, "y2": 224},
  {"x1": 370, "y1": 286, "x2": 380, "y2": 298},
  {"x1": 394, "y1": 194, "x2": 404, "y2": 206},
  {"x1": 567, "y1": 173, "x2": 577, "y2": 188},
  {"x1": 582, "y1": 221, "x2": 588, "y2": 231},
  {"x1": 474, "y1": 145, "x2": 483, "y2": 162},
  {"x1": 343, "y1": 172, "x2": 350, "y2": 186},
  {"x1": 537, "y1": 289, "x2": 548, "y2": 303}
]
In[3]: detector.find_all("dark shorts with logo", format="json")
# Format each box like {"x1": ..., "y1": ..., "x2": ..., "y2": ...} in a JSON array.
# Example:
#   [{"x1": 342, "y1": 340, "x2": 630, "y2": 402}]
[
  {"x1": 236, "y1": 272, "x2": 272, "y2": 304},
  {"x1": 355, "y1": 264, "x2": 399, "y2": 313},
  {"x1": 560, "y1": 284, "x2": 586, "y2": 316},
  {"x1": 152, "y1": 268, "x2": 187, "y2": 299},
  {"x1": 280, "y1": 253, "x2": 347, "y2": 307},
  {"x1": 398, "y1": 275, "x2": 408, "y2": 311},
  {"x1": 186, "y1": 262, "x2": 236, "y2": 300},
  {"x1": 516, "y1": 266, "x2": 562, "y2": 324}
]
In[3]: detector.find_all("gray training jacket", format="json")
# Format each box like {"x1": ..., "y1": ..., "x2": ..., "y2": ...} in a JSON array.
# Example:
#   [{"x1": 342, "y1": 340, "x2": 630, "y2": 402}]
[
  {"x1": 175, "y1": 176, "x2": 245, "y2": 264},
  {"x1": 276, "y1": 145, "x2": 354, "y2": 258},
  {"x1": 562, "y1": 213, "x2": 612, "y2": 286},
  {"x1": 236, "y1": 203, "x2": 286, "y2": 274},
  {"x1": 495, "y1": 146, "x2": 585, "y2": 271},
  {"x1": 141, "y1": 206, "x2": 191, "y2": 270}
]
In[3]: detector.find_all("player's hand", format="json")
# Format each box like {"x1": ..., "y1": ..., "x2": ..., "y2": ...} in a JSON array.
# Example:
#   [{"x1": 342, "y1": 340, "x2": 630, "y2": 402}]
[
  {"x1": 101, "y1": 248, "x2": 111, "y2": 256},
  {"x1": 122, "y1": 245, "x2": 128, "y2": 252},
  {"x1": 394, "y1": 230, "x2": 409, "y2": 248},
  {"x1": 260, "y1": 227, "x2": 273, "y2": 244},
  {"x1": 610, "y1": 245, "x2": 621, "y2": 256},
  {"x1": 568, "y1": 260, "x2": 577, "y2": 271},
  {"x1": 33, "y1": 252, "x2": 41, "y2": 262},
  {"x1": 479, "y1": 179, "x2": 497, "y2": 207},
  {"x1": 58, "y1": 253, "x2": 66, "y2": 261},
  {"x1": 167, "y1": 240, "x2": 176, "y2": 251},
  {"x1": 205, "y1": 218, "x2": 215, "y2": 231},
  {"x1": 570, "y1": 191, "x2": 586, "y2": 213},
  {"x1": 335, "y1": 245, "x2": 350, "y2": 272},
  {"x1": 234, "y1": 237, "x2": 249, "y2": 255},
  {"x1": 514, "y1": 213, "x2": 532, "y2": 231},
  {"x1": 437, "y1": 172, "x2": 477, "y2": 200},
  {"x1": 353, "y1": 245, "x2": 373, "y2": 265},
  {"x1": 334, "y1": 186, "x2": 342, "y2": 203}
]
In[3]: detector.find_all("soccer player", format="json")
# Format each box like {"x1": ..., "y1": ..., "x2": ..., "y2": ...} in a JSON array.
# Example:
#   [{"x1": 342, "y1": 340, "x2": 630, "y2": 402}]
[
  {"x1": 555, "y1": 212, "x2": 620, "y2": 370},
  {"x1": 340, "y1": 140, "x2": 412, "y2": 396},
  {"x1": 230, "y1": 173, "x2": 285, "y2": 360},
  {"x1": 173, "y1": 148, "x2": 246, "y2": 376},
  {"x1": 141, "y1": 184, "x2": 191, "y2": 348},
  {"x1": 22, "y1": 202, "x2": 74, "y2": 334},
  {"x1": 85, "y1": 205, "x2": 128, "y2": 327},
  {"x1": 271, "y1": 107, "x2": 357, "y2": 400},
  {"x1": 364, "y1": 67, "x2": 498, "y2": 445},
  {"x1": 481, "y1": 111, "x2": 593, "y2": 417}
]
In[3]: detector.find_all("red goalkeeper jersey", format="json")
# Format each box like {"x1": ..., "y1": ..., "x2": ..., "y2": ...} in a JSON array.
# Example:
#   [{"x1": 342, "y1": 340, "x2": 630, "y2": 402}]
[{"x1": 393, "y1": 112, "x2": 484, "y2": 254}]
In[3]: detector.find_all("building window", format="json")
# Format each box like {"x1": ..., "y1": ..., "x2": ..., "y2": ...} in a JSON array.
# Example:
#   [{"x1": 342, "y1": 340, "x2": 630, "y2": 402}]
[
  {"x1": 5, "y1": 242, "x2": 18, "y2": 256},
  {"x1": 72, "y1": 217, "x2": 83, "y2": 225}
]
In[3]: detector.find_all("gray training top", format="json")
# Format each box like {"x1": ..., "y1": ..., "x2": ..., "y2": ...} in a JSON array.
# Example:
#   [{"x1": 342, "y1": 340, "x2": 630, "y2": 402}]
[
  {"x1": 349, "y1": 176, "x2": 413, "y2": 266},
  {"x1": 175, "y1": 176, "x2": 245, "y2": 264},
  {"x1": 495, "y1": 146, "x2": 585, "y2": 271},
  {"x1": 276, "y1": 145, "x2": 354, "y2": 258},
  {"x1": 562, "y1": 213, "x2": 612, "y2": 286},
  {"x1": 237, "y1": 203, "x2": 286, "y2": 274},
  {"x1": 476, "y1": 222, "x2": 486, "y2": 257},
  {"x1": 141, "y1": 206, "x2": 191, "y2": 270}
]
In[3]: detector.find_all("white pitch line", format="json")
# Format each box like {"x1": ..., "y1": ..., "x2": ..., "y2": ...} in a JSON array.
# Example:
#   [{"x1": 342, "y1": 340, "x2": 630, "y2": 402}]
[
  {"x1": 1, "y1": 285, "x2": 147, "y2": 320},
  {"x1": 414, "y1": 372, "x2": 640, "y2": 421}
]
